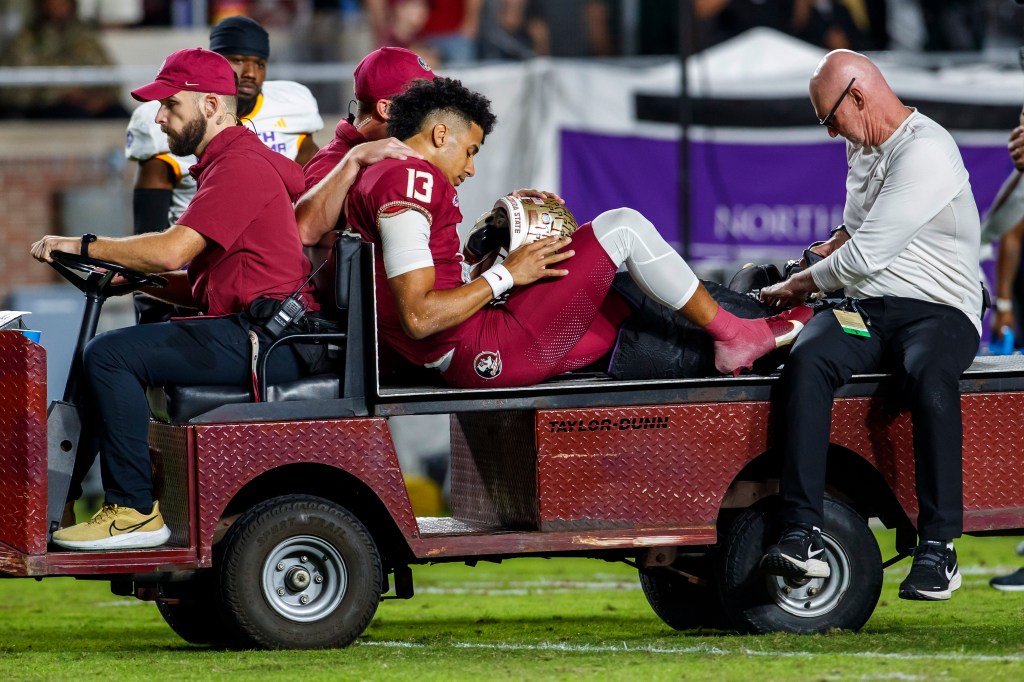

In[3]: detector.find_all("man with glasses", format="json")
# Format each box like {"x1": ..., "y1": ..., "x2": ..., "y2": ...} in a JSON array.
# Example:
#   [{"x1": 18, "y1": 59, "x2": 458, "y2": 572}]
[{"x1": 756, "y1": 50, "x2": 982, "y2": 601}]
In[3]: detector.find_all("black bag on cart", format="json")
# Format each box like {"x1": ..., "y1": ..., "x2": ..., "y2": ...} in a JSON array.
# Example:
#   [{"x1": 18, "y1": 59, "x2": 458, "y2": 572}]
[{"x1": 607, "y1": 272, "x2": 788, "y2": 380}]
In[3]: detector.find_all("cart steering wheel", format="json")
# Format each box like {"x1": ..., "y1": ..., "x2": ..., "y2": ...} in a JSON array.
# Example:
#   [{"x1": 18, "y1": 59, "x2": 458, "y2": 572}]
[{"x1": 49, "y1": 251, "x2": 167, "y2": 298}]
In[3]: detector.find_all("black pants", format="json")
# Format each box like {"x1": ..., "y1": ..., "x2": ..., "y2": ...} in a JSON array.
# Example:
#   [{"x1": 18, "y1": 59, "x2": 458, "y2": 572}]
[
  {"x1": 774, "y1": 296, "x2": 979, "y2": 541},
  {"x1": 70, "y1": 315, "x2": 305, "y2": 510}
]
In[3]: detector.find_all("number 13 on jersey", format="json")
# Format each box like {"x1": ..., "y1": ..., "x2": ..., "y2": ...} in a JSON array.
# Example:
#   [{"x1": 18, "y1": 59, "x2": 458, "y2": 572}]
[{"x1": 406, "y1": 168, "x2": 434, "y2": 203}]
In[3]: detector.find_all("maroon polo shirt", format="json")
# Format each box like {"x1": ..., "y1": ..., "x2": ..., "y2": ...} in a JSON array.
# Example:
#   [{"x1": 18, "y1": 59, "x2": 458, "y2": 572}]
[
  {"x1": 302, "y1": 118, "x2": 366, "y2": 192},
  {"x1": 179, "y1": 125, "x2": 317, "y2": 316}
]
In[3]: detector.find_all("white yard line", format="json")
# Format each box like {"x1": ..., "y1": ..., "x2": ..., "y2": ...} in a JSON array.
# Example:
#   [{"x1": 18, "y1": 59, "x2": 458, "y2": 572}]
[{"x1": 359, "y1": 640, "x2": 1024, "y2": 663}]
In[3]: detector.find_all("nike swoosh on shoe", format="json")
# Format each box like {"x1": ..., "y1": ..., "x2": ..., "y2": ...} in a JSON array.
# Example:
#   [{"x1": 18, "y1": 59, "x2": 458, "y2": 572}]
[{"x1": 109, "y1": 515, "x2": 158, "y2": 535}]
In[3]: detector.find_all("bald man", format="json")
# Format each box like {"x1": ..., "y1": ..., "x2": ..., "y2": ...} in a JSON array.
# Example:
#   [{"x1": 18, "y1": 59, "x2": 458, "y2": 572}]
[{"x1": 757, "y1": 50, "x2": 982, "y2": 601}]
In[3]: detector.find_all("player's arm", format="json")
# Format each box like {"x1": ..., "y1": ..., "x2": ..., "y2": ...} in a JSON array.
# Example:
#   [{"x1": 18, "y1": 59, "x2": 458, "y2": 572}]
[
  {"x1": 30, "y1": 224, "x2": 208, "y2": 274},
  {"x1": 295, "y1": 138, "x2": 422, "y2": 246},
  {"x1": 133, "y1": 158, "x2": 175, "y2": 234},
  {"x1": 294, "y1": 134, "x2": 319, "y2": 167},
  {"x1": 382, "y1": 208, "x2": 574, "y2": 340},
  {"x1": 980, "y1": 169, "x2": 1024, "y2": 243},
  {"x1": 993, "y1": 220, "x2": 1024, "y2": 338}
]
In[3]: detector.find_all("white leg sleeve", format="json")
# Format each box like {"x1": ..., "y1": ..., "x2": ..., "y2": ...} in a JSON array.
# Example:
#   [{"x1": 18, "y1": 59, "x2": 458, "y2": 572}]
[{"x1": 592, "y1": 207, "x2": 699, "y2": 310}]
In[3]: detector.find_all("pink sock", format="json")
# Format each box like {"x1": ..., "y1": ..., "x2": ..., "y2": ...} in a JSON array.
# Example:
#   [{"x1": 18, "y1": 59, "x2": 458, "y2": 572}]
[{"x1": 704, "y1": 307, "x2": 743, "y2": 342}]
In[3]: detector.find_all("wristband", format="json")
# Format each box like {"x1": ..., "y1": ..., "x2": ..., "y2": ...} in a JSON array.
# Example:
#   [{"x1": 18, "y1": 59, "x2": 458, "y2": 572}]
[
  {"x1": 996, "y1": 297, "x2": 1014, "y2": 313},
  {"x1": 81, "y1": 233, "x2": 97, "y2": 258},
  {"x1": 480, "y1": 263, "x2": 513, "y2": 298}
]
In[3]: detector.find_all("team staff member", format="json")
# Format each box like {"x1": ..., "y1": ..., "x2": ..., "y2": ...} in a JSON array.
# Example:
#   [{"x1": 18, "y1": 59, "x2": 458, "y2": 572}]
[
  {"x1": 758, "y1": 50, "x2": 982, "y2": 601},
  {"x1": 32, "y1": 48, "x2": 318, "y2": 551},
  {"x1": 978, "y1": 121, "x2": 1024, "y2": 349},
  {"x1": 296, "y1": 46, "x2": 432, "y2": 244},
  {"x1": 127, "y1": 16, "x2": 323, "y2": 322},
  {"x1": 332, "y1": 77, "x2": 810, "y2": 388}
]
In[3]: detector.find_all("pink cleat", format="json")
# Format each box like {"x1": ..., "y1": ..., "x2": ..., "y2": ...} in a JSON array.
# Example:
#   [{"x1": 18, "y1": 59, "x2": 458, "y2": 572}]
[{"x1": 713, "y1": 306, "x2": 814, "y2": 376}]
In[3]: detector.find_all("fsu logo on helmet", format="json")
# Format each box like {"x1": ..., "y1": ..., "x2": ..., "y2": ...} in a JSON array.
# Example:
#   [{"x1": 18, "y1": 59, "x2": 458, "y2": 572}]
[{"x1": 474, "y1": 350, "x2": 502, "y2": 380}]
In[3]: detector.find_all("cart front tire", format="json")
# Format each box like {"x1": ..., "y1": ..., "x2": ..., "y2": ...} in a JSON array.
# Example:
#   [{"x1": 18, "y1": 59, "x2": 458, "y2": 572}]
[{"x1": 219, "y1": 494, "x2": 382, "y2": 649}]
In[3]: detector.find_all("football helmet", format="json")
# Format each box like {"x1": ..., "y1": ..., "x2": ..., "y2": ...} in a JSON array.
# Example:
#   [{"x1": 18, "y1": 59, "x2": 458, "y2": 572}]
[{"x1": 464, "y1": 195, "x2": 578, "y2": 264}]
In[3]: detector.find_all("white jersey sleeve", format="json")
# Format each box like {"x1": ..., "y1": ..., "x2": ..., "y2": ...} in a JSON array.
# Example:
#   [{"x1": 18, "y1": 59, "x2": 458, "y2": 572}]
[
  {"x1": 125, "y1": 101, "x2": 168, "y2": 161},
  {"x1": 124, "y1": 100, "x2": 198, "y2": 224},
  {"x1": 245, "y1": 81, "x2": 324, "y2": 162}
]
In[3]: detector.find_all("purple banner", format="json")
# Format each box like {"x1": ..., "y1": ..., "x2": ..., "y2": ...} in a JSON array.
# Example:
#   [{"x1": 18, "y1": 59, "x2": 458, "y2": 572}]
[{"x1": 561, "y1": 129, "x2": 1014, "y2": 262}]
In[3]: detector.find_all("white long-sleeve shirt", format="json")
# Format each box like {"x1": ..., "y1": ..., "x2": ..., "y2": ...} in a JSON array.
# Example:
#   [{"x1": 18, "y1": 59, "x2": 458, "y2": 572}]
[{"x1": 809, "y1": 110, "x2": 982, "y2": 334}]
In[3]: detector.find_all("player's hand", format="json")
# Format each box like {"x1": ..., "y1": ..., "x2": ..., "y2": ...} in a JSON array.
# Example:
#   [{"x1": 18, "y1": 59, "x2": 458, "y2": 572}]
[
  {"x1": 760, "y1": 272, "x2": 818, "y2": 308},
  {"x1": 346, "y1": 137, "x2": 422, "y2": 169},
  {"x1": 501, "y1": 235, "x2": 574, "y2": 286},
  {"x1": 509, "y1": 188, "x2": 564, "y2": 205},
  {"x1": 992, "y1": 309, "x2": 1016, "y2": 339},
  {"x1": 30, "y1": 235, "x2": 80, "y2": 263},
  {"x1": 1009, "y1": 126, "x2": 1024, "y2": 171}
]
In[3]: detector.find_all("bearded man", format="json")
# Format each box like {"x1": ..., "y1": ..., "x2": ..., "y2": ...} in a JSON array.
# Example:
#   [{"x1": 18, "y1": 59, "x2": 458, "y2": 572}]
[{"x1": 30, "y1": 48, "x2": 319, "y2": 550}]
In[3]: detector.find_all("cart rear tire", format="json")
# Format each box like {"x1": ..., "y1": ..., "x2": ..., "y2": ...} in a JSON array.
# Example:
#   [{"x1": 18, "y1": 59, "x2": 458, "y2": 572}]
[
  {"x1": 219, "y1": 494, "x2": 382, "y2": 649},
  {"x1": 640, "y1": 552, "x2": 727, "y2": 630},
  {"x1": 155, "y1": 570, "x2": 241, "y2": 647},
  {"x1": 719, "y1": 495, "x2": 882, "y2": 634}
]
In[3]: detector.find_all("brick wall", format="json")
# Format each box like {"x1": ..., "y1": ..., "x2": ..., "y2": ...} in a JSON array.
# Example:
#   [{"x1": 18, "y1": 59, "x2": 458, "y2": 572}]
[{"x1": 0, "y1": 121, "x2": 132, "y2": 303}]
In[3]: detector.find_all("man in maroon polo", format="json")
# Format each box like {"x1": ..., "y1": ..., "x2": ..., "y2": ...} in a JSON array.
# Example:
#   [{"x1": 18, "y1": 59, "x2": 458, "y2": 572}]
[
  {"x1": 31, "y1": 48, "x2": 316, "y2": 550},
  {"x1": 296, "y1": 46, "x2": 432, "y2": 244}
]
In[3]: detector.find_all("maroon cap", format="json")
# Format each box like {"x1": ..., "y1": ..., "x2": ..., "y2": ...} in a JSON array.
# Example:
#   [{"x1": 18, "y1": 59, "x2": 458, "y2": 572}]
[
  {"x1": 354, "y1": 47, "x2": 432, "y2": 102},
  {"x1": 131, "y1": 48, "x2": 237, "y2": 102}
]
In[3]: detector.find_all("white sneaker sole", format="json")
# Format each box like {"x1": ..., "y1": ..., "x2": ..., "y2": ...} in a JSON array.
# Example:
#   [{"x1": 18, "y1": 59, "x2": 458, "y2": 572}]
[
  {"x1": 990, "y1": 581, "x2": 1024, "y2": 592},
  {"x1": 53, "y1": 525, "x2": 171, "y2": 551},
  {"x1": 902, "y1": 572, "x2": 962, "y2": 601},
  {"x1": 761, "y1": 552, "x2": 831, "y2": 578}
]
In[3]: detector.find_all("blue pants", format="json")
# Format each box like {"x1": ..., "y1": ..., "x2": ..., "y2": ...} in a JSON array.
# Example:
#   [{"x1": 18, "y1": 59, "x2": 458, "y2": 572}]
[
  {"x1": 774, "y1": 296, "x2": 979, "y2": 541},
  {"x1": 70, "y1": 315, "x2": 305, "y2": 510}
]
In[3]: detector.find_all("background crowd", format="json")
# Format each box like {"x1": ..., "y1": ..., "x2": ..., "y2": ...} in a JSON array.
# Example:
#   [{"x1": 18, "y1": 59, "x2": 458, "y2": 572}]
[{"x1": 1, "y1": 1, "x2": 1024, "y2": 120}]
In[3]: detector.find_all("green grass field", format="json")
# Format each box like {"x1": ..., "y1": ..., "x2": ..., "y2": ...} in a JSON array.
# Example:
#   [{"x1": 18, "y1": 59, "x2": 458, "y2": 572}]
[{"x1": 2, "y1": 531, "x2": 1024, "y2": 681}]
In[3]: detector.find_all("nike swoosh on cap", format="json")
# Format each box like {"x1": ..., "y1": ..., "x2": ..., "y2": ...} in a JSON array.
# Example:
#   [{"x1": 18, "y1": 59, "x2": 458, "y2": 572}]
[{"x1": 185, "y1": 81, "x2": 199, "y2": 86}]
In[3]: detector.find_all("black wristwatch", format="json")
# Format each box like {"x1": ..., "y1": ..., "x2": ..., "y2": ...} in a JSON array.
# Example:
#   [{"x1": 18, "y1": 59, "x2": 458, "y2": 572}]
[
  {"x1": 829, "y1": 224, "x2": 848, "y2": 239},
  {"x1": 81, "y1": 233, "x2": 97, "y2": 258}
]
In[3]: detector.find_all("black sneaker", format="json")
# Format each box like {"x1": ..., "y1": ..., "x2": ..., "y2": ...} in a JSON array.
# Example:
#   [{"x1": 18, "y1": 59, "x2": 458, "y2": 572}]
[
  {"x1": 898, "y1": 541, "x2": 961, "y2": 601},
  {"x1": 760, "y1": 525, "x2": 830, "y2": 578},
  {"x1": 990, "y1": 567, "x2": 1024, "y2": 592}
]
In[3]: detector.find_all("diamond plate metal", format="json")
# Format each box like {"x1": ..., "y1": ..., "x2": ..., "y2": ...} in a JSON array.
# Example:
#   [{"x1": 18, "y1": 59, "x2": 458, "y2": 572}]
[
  {"x1": 0, "y1": 332, "x2": 48, "y2": 555},
  {"x1": 450, "y1": 412, "x2": 539, "y2": 529},
  {"x1": 537, "y1": 404, "x2": 767, "y2": 531},
  {"x1": 192, "y1": 418, "x2": 414, "y2": 563},
  {"x1": 149, "y1": 422, "x2": 192, "y2": 547}
]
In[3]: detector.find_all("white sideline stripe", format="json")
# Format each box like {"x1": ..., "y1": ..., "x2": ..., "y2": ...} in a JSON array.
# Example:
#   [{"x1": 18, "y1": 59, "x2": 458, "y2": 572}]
[
  {"x1": 416, "y1": 580, "x2": 640, "y2": 595},
  {"x1": 359, "y1": 640, "x2": 1024, "y2": 663}
]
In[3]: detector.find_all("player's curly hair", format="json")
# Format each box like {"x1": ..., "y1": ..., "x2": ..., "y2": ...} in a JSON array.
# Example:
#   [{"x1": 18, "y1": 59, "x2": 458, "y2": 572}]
[{"x1": 387, "y1": 77, "x2": 497, "y2": 143}]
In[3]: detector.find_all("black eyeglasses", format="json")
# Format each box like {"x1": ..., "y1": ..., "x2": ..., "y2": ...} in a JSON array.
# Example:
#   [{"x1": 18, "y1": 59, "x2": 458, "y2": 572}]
[{"x1": 818, "y1": 77, "x2": 855, "y2": 130}]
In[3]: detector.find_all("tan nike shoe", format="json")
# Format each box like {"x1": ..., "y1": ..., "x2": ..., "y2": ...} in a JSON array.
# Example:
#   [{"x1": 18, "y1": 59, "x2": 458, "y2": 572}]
[{"x1": 52, "y1": 501, "x2": 171, "y2": 551}]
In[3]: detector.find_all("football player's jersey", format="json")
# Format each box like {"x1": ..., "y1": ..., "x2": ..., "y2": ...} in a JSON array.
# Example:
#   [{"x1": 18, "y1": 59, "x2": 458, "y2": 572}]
[
  {"x1": 346, "y1": 157, "x2": 465, "y2": 369},
  {"x1": 125, "y1": 80, "x2": 323, "y2": 224}
]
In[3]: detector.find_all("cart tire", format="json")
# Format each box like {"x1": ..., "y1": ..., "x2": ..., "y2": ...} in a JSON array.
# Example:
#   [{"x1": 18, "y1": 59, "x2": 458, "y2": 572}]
[
  {"x1": 156, "y1": 570, "x2": 239, "y2": 647},
  {"x1": 219, "y1": 494, "x2": 382, "y2": 649},
  {"x1": 719, "y1": 495, "x2": 882, "y2": 634},
  {"x1": 640, "y1": 553, "x2": 727, "y2": 630}
]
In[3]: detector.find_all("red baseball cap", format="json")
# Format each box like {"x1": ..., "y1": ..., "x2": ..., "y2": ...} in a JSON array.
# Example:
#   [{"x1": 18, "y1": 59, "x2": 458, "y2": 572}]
[
  {"x1": 131, "y1": 48, "x2": 237, "y2": 102},
  {"x1": 354, "y1": 47, "x2": 433, "y2": 102}
]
